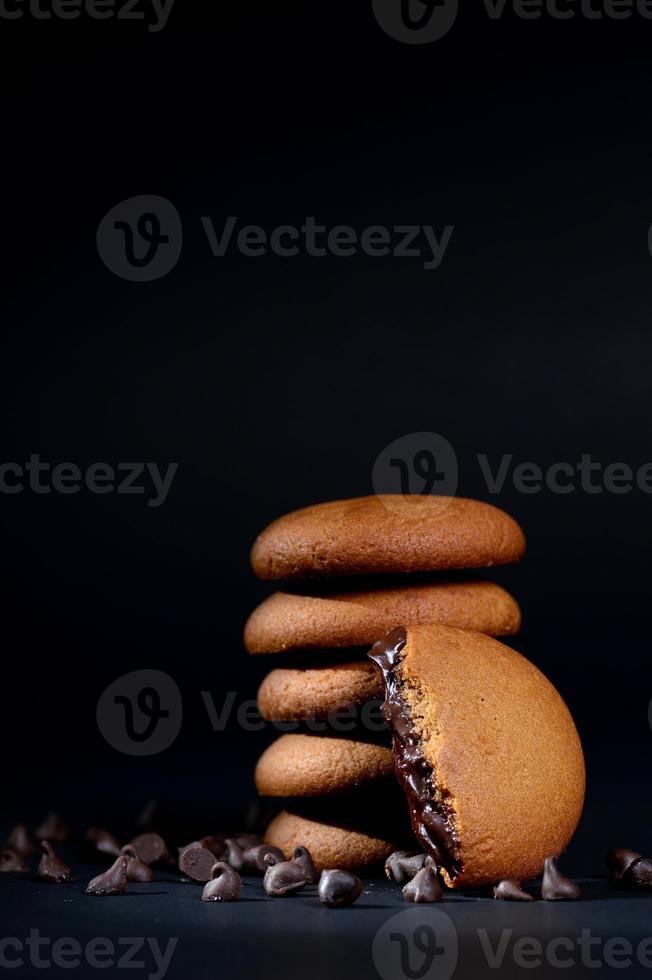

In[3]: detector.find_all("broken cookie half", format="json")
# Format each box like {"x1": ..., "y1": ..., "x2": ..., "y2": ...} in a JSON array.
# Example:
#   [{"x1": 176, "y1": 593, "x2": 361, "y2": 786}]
[{"x1": 369, "y1": 625, "x2": 585, "y2": 889}]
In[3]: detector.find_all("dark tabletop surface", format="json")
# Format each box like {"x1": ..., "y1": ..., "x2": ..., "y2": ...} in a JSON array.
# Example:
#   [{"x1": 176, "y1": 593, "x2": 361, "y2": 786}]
[{"x1": 2, "y1": 855, "x2": 652, "y2": 980}]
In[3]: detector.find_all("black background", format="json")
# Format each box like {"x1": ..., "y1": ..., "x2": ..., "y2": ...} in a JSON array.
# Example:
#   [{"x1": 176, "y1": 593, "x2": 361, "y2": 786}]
[{"x1": 2, "y1": 0, "x2": 652, "y2": 878}]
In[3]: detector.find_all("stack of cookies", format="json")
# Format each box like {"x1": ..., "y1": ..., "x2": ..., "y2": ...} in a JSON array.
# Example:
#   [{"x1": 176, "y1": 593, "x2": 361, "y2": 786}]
[{"x1": 245, "y1": 495, "x2": 526, "y2": 872}]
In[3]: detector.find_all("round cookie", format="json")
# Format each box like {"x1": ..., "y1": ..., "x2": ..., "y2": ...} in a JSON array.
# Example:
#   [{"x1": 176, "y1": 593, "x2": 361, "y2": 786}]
[
  {"x1": 254, "y1": 733, "x2": 394, "y2": 796},
  {"x1": 251, "y1": 495, "x2": 525, "y2": 580},
  {"x1": 370, "y1": 625, "x2": 585, "y2": 890},
  {"x1": 264, "y1": 810, "x2": 396, "y2": 872},
  {"x1": 245, "y1": 579, "x2": 521, "y2": 653},
  {"x1": 257, "y1": 661, "x2": 382, "y2": 721}
]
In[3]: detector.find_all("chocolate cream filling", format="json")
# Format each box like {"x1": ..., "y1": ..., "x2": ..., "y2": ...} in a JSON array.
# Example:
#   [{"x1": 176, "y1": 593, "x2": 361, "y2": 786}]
[{"x1": 369, "y1": 627, "x2": 461, "y2": 878}]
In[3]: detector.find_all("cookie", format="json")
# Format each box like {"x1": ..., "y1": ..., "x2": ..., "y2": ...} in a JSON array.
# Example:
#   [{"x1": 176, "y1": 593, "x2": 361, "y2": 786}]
[
  {"x1": 370, "y1": 626, "x2": 585, "y2": 889},
  {"x1": 264, "y1": 810, "x2": 395, "y2": 872},
  {"x1": 245, "y1": 579, "x2": 521, "y2": 653},
  {"x1": 251, "y1": 496, "x2": 525, "y2": 580},
  {"x1": 257, "y1": 661, "x2": 382, "y2": 721},
  {"x1": 254, "y1": 733, "x2": 394, "y2": 796}
]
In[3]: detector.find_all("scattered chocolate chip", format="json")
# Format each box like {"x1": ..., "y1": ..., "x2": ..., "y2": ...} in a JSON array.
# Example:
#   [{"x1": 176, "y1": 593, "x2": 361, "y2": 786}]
[
  {"x1": 38, "y1": 841, "x2": 73, "y2": 883},
  {"x1": 622, "y1": 857, "x2": 652, "y2": 890},
  {"x1": 235, "y1": 833, "x2": 262, "y2": 850},
  {"x1": 136, "y1": 799, "x2": 169, "y2": 833},
  {"x1": 82, "y1": 827, "x2": 122, "y2": 859},
  {"x1": 120, "y1": 846, "x2": 153, "y2": 883},
  {"x1": 222, "y1": 838, "x2": 245, "y2": 871},
  {"x1": 127, "y1": 832, "x2": 170, "y2": 866},
  {"x1": 385, "y1": 851, "x2": 429, "y2": 884},
  {"x1": 291, "y1": 846, "x2": 318, "y2": 884},
  {"x1": 243, "y1": 844, "x2": 285, "y2": 873},
  {"x1": 263, "y1": 853, "x2": 309, "y2": 897},
  {"x1": 201, "y1": 862, "x2": 241, "y2": 902},
  {"x1": 86, "y1": 856, "x2": 129, "y2": 896},
  {"x1": 178, "y1": 845, "x2": 216, "y2": 883},
  {"x1": 35, "y1": 813, "x2": 72, "y2": 844},
  {"x1": 493, "y1": 879, "x2": 534, "y2": 901},
  {"x1": 403, "y1": 867, "x2": 443, "y2": 903},
  {"x1": 606, "y1": 848, "x2": 642, "y2": 881},
  {"x1": 6, "y1": 824, "x2": 35, "y2": 858},
  {"x1": 199, "y1": 835, "x2": 226, "y2": 858},
  {"x1": 0, "y1": 849, "x2": 28, "y2": 873},
  {"x1": 541, "y1": 855, "x2": 581, "y2": 901},
  {"x1": 318, "y1": 869, "x2": 363, "y2": 908}
]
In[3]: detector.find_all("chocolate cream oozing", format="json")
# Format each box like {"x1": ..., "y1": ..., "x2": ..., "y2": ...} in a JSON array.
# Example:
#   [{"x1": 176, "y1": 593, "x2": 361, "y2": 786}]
[{"x1": 369, "y1": 628, "x2": 461, "y2": 878}]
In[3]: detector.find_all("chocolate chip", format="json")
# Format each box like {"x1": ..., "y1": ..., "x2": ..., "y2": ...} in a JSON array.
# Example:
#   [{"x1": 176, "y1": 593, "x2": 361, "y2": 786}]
[
  {"x1": 541, "y1": 855, "x2": 581, "y2": 901},
  {"x1": 6, "y1": 824, "x2": 35, "y2": 858},
  {"x1": 242, "y1": 844, "x2": 285, "y2": 873},
  {"x1": 606, "y1": 848, "x2": 642, "y2": 881},
  {"x1": 385, "y1": 851, "x2": 429, "y2": 884},
  {"x1": 120, "y1": 846, "x2": 154, "y2": 883},
  {"x1": 235, "y1": 833, "x2": 261, "y2": 850},
  {"x1": 86, "y1": 856, "x2": 129, "y2": 896},
  {"x1": 38, "y1": 841, "x2": 73, "y2": 884},
  {"x1": 263, "y1": 854, "x2": 309, "y2": 897},
  {"x1": 318, "y1": 869, "x2": 363, "y2": 908},
  {"x1": 127, "y1": 832, "x2": 170, "y2": 866},
  {"x1": 622, "y1": 857, "x2": 652, "y2": 890},
  {"x1": 403, "y1": 866, "x2": 443, "y2": 903},
  {"x1": 178, "y1": 845, "x2": 216, "y2": 883},
  {"x1": 222, "y1": 838, "x2": 245, "y2": 871},
  {"x1": 0, "y1": 849, "x2": 28, "y2": 873},
  {"x1": 81, "y1": 827, "x2": 122, "y2": 860},
  {"x1": 199, "y1": 835, "x2": 226, "y2": 858},
  {"x1": 493, "y1": 879, "x2": 534, "y2": 901},
  {"x1": 291, "y1": 846, "x2": 318, "y2": 884},
  {"x1": 201, "y1": 862, "x2": 241, "y2": 902},
  {"x1": 35, "y1": 813, "x2": 72, "y2": 844}
]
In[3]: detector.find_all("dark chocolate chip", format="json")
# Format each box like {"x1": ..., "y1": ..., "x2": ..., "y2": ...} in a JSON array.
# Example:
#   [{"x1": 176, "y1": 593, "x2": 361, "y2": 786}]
[
  {"x1": 199, "y1": 835, "x2": 226, "y2": 858},
  {"x1": 120, "y1": 846, "x2": 154, "y2": 883},
  {"x1": 318, "y1": 869, "x2": 363, "y2": 908},
  {"x1": 292, "y1": 846, "x2": 318, "y2": 884},
  {"x1": 178, "y1": 845, "x2": 216, "y2": 883},
  {"x1": 402, "y1": 867, "x2": 443, "y2": 903},
  {"x1": 201, "y1": 862, "x2": 241, "y2": 902},
  {"x1": 242, "y1": 844, "x2": 285, "y2": 873},
  {"x1": 222, "y1": 838, "x2": 245, "y2": 871},
  {"x1": 127, "y1": 832, "x2": 169, "y2": 866},
  {"x1": 35, "y1": 813, "x2": 72, "y2": 844},
  {"x1": 263, "y1": 855, "x2": 309, "y2": 897},
  {"x1": 82, "y1": 827, "x2": 122, "y2": 859},
  {"x1": 0, "y1": 849, "x2": 28, "y2": 873},
  {"x1": 541, "y1": 855, "x2": 581, "y2": 901},
  {"x1": 86, "y1": 856, "x2": 129, "y2": 896},
  {"x1": 6, "y1": 824, "x2": 35, "y2": 858},
  {"x1": 493, "y1": 879, "x2": 534, "y2": 902},
  {"x1": 38, "y1": 841, "x2": 73, "y2": 883},
  {"x1": 235, "y1": 833, "x2": 262, "y2": 850},
  {"x1": 385, "y1": 851, "x2": 428, "y2": 884},
  {"x1": 606, "y1": 848, "x2": 642, "y2": 881},
  {"x1": 622, "y1": 857, "x2": 652, "y2": 890}
]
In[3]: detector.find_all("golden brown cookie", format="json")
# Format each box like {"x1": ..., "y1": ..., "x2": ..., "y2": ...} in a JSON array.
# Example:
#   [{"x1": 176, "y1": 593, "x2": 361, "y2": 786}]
[
  {"x1": 264, "y1": 810, "x2": 395, "y2": 872},
  {"x1": 254, "y1": 733, "x2": 394, "y2": 797},
  {"x1": 257, "y1": 661, "x2": 382, "y2": 721},
  {"x1": 245, "y1": 579, "x2": 521, "y2": 653},
  {"x1": 370, "y1": 625, "x2": 585, "y2": 889},
  {"x1": 251, "y1": 496, "x2": 525, "y2": 580}
]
